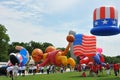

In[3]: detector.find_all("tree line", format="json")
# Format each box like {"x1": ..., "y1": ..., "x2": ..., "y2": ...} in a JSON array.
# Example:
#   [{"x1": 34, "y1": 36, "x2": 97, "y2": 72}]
[{"x1": 0, "y1": 24, "x2": 120, "y2": 64}]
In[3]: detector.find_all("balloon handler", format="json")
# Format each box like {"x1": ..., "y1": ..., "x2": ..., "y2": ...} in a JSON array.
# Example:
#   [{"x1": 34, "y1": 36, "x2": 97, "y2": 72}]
[{"x1": 32, "y1": 35, "x2": 76, "y2": 68}]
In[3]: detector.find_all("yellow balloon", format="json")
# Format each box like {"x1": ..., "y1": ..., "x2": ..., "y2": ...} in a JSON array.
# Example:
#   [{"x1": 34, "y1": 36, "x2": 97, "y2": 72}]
[
  {"x1": 60, "y1": 56, "x2": 68, "y2": 66},
  {"x1": 43, "y1": 53, "x2": 48, "y2": 61},
  {"x1": 67, "y1": 58, "x2": 76, "y2": 68}
]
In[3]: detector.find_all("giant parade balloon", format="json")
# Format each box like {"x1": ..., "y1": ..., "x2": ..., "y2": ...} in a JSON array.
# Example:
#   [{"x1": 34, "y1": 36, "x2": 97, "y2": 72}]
[
  {"x1": 36, "y1": 35, "x2": 76, "y2": 67},
  {"x1": 73, "y1": 34, "x2": 96, "y2": 57},
  {"x1": 90, "y1": 6, "x2": 120, "y2": 36},
  {"x1": 32, "y1": 48, "x2": 43, "y2": 62},
  {"x1": 9, "y1": 46, "x2": 29, "y2": 66},
  {"x1": 19, "y1": 47, "x2": 29, "y2": 66}
]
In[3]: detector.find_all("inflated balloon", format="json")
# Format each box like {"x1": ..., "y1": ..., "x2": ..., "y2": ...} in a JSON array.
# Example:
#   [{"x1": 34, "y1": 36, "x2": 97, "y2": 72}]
[
  {"x1": 43, "y1": 53, "x2": 48, "y2": 61},
  {"x1": 84, "y1": 53, "x2": 96, "y2": 57},
  {"x1": 97, "y1": 48, "x2": 103, "y2": 54},
  {"x1": 9, "y1": 46, "x2": 29, "y2": 66},
  {"x1": 19, "y1": 48, "x2": 29, "y2": 66},
  {"x1": 91, "y1": 6, "x2": 120, "y2": 36},
  {"x1": 80, "y1": 57, "x2": 89, "y2": 64},
  {"x1": 45, "y1": 46, "x2": 56, "y2": 53},
  {"x1": 67, "y1": 58, "x2": 76, "y2": 68},
  {"x1": 93, "y1": 53, "x2": 101, "y2": 64},
  {"x1": 100, "y1": 54, "x2": 105, "y2": 63},
  {"x1": 59, "y1": 56, "x2": 68, "y2": 66},
  {"x1": 9, "y1": 53, "x2": 22, "y2": 65},
  {"x1": 73, "y1": 34, "x2": 96, "y2": 57},
  {"x1": 66, "y1": 34, "x2": 75, "y2": 42},
  {"x1": 36, "y1": 35, "x2": 76, "y2": 68},
  {"x1": 32, "y1": 48, "x2": 43, "y2": 62},
  {"x1": 71, "y1": 33, "x2": 105, "y2": 65}
]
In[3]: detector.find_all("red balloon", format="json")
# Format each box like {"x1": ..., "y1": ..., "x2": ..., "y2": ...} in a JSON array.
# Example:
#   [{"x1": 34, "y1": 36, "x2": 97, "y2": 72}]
[{"x1": 80, "y1": 57, "x2": 89, "y2": 64}]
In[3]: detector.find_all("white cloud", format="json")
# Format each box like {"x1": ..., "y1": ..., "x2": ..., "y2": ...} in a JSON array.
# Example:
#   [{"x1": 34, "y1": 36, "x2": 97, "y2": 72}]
[
  {"x1": 41, "y1": 0, "x2": 81, "y2": 14},
  {"x1": 0, "y1": 15, "x2": 68, "y2": 48},
  {"x1": 97, "y1": 35, "x2": 120, "y2": 56}
]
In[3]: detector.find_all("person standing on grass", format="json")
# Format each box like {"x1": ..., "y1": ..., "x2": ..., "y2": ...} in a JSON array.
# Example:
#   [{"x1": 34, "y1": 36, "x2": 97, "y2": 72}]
[
  {"x1": 46, "y1": 65, "x2": 50, "y2": 74},
  {"x1": 105, "y1": 63, "x2": 110, "y2": 75},
  {"x1": 41, "y1": 66, "x2": 44, "y2": 74},
  {"x1": 98, "y1": 64, "x2": 103, "y2": 74},
  {"x1": 12, "y1": 63, "x2": 19, "y2": 78},
  {"x1": 6, "y1": 66, "x2": 13, "y2": 77},
  {"x1": 113, "y1": 63, "x2": 119, "y2": 76},
  {"x1": 60, "y1": 66, "x2": 64, "y2": 73},
  {"x1": 90, "y1": 63, "x2": 98, "y2": 76},
  {"x1": 32, "y1": 65, "x2": 37, "y2": 75},
  {"x1": 77, "y1": 64, "x2": 81, "y2": 72},
  {"x1": 81, "y1": 64, "x2": 86, "y2": 77},
  {"x1": 51, "y1": 65, "x2": 55, "y2": 73},
  {"x1": 18, "y1": 66, "x2": 22, "y2": 76},
  {"x1": 21, "y1": 65, "x2": 26, "y2": 76},
  {"x1": 89, "y1": 63, "x2": 94, "y2": 76}
]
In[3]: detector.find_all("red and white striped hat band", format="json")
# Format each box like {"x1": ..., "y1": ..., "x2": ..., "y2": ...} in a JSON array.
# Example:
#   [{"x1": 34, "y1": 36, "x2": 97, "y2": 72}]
[{"x1": 93, "y1": 6, "x2": 118, "y2": 21}]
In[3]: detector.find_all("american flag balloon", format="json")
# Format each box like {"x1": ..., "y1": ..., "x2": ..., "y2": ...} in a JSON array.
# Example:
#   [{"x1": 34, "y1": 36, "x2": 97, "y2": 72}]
[
  {"x1": 73, "y1": 34, "x2": 96, "y2": 57},
  {"x1": 91, "y1": 6, "x2": 120, "y2": 36}
]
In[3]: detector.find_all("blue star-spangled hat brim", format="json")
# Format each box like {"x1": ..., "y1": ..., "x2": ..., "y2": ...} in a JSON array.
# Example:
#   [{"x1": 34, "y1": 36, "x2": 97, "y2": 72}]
[{"x1": 90, "y1": 26, "x2": 120, "y2": 36}]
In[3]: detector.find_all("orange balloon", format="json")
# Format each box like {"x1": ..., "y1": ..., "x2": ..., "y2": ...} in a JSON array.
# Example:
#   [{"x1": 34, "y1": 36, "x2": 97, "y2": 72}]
[
  {"x1": 43, "y1": 53, "x2": 48, "y2": 61},
  {"x1": 32, "y1": 48, "x2": 43, "y2": 62},
  {"x1": 45, "y1": 46, "x2": 56, "y2": 53},
  {"x1": 66, "y1": 35, "x2": 75, "y2": 42}
]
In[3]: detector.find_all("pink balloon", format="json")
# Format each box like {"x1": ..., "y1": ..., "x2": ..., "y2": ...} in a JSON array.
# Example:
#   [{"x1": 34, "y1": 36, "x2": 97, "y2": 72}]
[{"x1": 97, "y1": 48, "x2": 103, "y2": 54}]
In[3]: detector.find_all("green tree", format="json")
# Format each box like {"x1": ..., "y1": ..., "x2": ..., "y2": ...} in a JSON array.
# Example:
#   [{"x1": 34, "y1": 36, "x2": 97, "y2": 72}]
[
  {"x1": 0, "y1": 24, "x2": 10, "y2": 61},
  {"x1": 8, "y1": 42, "x2": 25, "y2": 54},
  {"x1": 8, "y1": 41, "x2": 54, "y2": 56}
]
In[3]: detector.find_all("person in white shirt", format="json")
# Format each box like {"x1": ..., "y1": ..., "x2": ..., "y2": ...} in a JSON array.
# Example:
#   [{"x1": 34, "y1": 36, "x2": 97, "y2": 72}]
[
  {"x1": 6, "y1": 66, "x2": 13, "y2": 77},
  {"x1": 46, "y1": 65, "x2": 50, "y2": 74},
  {"x1": 12, "y1": 63, "x2": 19, "y2": 77}
]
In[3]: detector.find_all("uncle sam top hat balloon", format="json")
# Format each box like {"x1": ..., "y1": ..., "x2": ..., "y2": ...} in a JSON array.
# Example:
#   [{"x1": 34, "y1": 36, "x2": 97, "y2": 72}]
[{"x1": 90, "y1": 6, "x2": 120, "y2": 36}]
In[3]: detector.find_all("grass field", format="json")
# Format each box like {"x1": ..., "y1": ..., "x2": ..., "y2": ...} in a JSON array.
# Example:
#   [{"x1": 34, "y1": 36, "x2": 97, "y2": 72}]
[{"x1": 0, "y1": 71, "x2": 120, "y2": 80}]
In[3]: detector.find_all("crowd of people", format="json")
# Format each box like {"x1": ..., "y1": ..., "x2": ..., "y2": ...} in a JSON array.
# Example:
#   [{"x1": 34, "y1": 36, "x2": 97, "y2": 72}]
[
  {"x1": 5, "y1": 62, "x2": 120, "y2": 79},
  {"x1": 6, "y1": 63, "x2": 73, "y2": 78},
  {"x1": 75, "y1": 62, "x2": 120, "y2": 77}
]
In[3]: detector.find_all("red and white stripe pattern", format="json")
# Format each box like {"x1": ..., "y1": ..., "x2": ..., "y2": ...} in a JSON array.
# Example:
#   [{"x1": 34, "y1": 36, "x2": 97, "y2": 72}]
[
  {"x1": 93, "y1": 6, "x2": 118, "y2": 21},
  {"x1": 73, "y1": 34, "x2": 96, "y2": 56},
  {"x1": 16, "y1": 53, "x2": 23, "y2": 63}
]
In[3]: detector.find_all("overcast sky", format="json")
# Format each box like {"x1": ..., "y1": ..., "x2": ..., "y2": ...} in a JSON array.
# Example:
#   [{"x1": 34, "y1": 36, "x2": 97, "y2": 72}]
[{"x1": 0, "y1": 0, "x2": 120, "y2": 56}]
